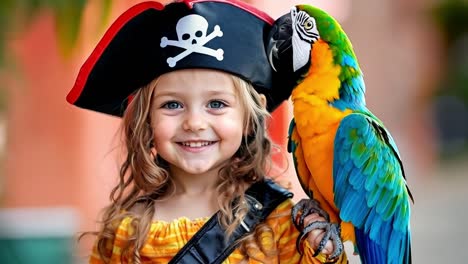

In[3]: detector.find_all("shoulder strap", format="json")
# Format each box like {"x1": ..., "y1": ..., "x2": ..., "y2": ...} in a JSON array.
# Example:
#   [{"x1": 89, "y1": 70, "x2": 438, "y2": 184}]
[{"x1": 168, "y1": 178, "x2": 293, "y2": 264}]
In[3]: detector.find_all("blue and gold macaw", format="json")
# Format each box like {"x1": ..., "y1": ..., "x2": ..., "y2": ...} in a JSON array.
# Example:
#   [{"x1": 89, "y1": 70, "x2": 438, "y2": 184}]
[{"x1": 267, "y1": 5, "x2": 414, "y2": 264}]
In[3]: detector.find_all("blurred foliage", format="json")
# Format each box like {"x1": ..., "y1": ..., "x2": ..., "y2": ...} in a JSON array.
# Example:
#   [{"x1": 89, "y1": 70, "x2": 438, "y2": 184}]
[
  {"x1": 431, "y1": 0, "x2": 468, "y2": 156},
  {"x1": 0, "y1": 0, "x2": 86, "y2": 65},
  {"x1": 0, "y1": 0, "x2": 113, "y2": 112},
  {"x1": 432, "y1": 0, "x2": 468, "y2": 104},
  {"x1": 432, "y1": 0, "x2": 468, "y2": 44}
]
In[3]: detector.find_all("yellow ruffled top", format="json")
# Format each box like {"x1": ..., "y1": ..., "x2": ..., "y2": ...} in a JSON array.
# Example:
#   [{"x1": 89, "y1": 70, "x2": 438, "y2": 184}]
[{"x1": 89, "y1": 199, "x2": 347, "y2": 263}]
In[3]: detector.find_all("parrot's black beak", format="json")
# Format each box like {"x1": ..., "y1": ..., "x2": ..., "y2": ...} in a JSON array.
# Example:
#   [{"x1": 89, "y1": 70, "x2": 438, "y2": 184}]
[
  {"x1": 264, "y1": 12, "x2": 302, "y2": 110},
  {"x1": 267, "y1": 13, "x2": 294, "y2": 73}
]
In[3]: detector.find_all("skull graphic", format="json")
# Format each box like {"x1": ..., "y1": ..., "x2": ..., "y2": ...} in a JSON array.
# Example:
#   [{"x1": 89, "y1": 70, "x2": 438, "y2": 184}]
[{"x1": 160, "y1": 14, "x2": 224, "y2": 67}]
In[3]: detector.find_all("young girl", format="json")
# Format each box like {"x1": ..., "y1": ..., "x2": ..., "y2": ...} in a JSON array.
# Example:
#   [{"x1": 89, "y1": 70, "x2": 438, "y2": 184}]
[{"x1": 68, "y1": 0, "x2": 347, "y2": 263}]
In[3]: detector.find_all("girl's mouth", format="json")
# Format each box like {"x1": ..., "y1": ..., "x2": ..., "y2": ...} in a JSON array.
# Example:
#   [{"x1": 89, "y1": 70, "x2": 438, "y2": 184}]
[{"x1": 178, "y1": 141, "x2": 216, "y2": 148}]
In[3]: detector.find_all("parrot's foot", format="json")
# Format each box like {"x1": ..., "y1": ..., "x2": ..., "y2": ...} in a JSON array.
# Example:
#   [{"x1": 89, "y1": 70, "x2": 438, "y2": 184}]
[
  {"x1": 300, "y1": 221, "x2": 343, "y2": 261},
  {"x1": 291, "y1": 199, "x2": 330, "y2": 230},
  {"x1": 291, "y1": 199, "x2": 343, "y2": 261}
]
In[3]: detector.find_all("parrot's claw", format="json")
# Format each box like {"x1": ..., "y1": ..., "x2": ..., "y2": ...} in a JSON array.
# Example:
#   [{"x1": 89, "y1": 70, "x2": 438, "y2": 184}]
[
  {"x1": 291, "y1": 199, "x2": 330, "y2": 230},
  {"x1": 298, "y1": 221, "x2": 343, "y2": 261},
  {"x1": 292, "y1": 199, "x2": 343, "y2": 261}
]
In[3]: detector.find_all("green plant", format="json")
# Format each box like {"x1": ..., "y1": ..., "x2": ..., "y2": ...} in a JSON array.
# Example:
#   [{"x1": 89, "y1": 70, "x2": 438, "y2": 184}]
[
  {"x1": 432, "y1": 0, "x2": 468, "y2": 104},
  {"x1": 431, "y1": 0, "x2": 468, "y2": 155},
  {"x1": 0, "y1": 0, "x2": 112, "y2": 112}
]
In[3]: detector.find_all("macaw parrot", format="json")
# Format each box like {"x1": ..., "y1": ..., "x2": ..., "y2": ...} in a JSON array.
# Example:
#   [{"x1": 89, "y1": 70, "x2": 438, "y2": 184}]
[{"x1": 267, "y1": 5, "x2": 414, "y2": 264}]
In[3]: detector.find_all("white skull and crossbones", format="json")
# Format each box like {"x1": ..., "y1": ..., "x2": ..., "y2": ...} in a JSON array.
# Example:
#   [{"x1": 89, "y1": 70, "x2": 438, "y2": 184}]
[{"x1": 160, "y1": 14, "x2": 224, "y2": 67}]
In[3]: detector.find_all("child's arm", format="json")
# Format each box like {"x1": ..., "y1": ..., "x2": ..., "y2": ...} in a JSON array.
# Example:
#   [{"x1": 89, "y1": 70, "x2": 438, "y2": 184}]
[
  {"x1": 89, "y1": 240, "x2": 110, "y2": 264},
  {"x1": 88, "y1": 217, "x2": 133, "y2": 264},
  {"x1": 88, "y1": 237, "x2": 113, "y2": 264}
]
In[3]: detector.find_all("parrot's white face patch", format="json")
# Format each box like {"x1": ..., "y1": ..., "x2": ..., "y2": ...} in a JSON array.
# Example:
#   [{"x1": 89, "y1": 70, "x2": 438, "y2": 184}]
[
  {"x1": 291, "y1": 7, "x2": 320, "y2": 72},
  {"x1": 160, "y1": 14, "x2": 224, "y2": 67}
]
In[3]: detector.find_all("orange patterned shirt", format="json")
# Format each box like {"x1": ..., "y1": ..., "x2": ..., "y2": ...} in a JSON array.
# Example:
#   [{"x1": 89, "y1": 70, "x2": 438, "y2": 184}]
[{"x1": 89, "y1": 199, "x2": 347, "y2": 263}]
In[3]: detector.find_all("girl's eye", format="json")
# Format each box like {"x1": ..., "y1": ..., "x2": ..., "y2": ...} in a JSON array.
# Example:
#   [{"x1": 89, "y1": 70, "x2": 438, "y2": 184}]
[
  {"x1": 208, "y1": 100, "x2": 226, "y2": 109},
  {"x1": 163, "y1": 101, "x2": 182, "y2": 109}
]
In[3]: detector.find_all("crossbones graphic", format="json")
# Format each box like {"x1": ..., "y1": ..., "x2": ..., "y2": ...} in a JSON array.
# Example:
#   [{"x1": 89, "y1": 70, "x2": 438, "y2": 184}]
[{"x1": 160, "y1": 14, "x2": 224, "y2": 67}]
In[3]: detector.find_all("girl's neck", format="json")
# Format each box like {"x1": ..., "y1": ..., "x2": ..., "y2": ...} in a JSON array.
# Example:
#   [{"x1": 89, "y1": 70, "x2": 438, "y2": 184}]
[
  {"x1": 154, "y1": 182, "x2": 219, "y2": 222},
  {"x1": 149, "y1": 166, "x2": 220, "y2": 222},
  {"x1": 168, "y1": 167, "x2": 219, "y2": 196}
]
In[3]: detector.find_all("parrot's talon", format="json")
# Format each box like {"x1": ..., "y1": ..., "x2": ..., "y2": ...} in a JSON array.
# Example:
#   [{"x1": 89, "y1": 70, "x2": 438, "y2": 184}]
[
  {"x1": 296, "y1": 220, "x2": 329, "y2": 254},
  {"x1": 291, "y1": 199, "x2": 330, "y2": 230},
  {"x1": 328, "y1": 224, "x2": 343, "y2": 260},
  {"x1": 314, "y1": 224, "x2": 332, "y2": 257},
  {"x1": 295, "y1": 220, "x2": 343, "y2": 262}
]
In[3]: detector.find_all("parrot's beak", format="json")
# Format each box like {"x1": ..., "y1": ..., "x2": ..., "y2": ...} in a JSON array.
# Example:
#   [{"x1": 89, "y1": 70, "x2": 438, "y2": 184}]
[{"x1": 267, "y1": 13, "x2": 294, "y2": 73}]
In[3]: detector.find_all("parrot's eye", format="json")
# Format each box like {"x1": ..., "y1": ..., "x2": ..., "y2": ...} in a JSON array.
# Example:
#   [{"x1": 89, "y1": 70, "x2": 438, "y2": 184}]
[{"x1": 304, "y1": 19, "x2": 314, "y2": 30}]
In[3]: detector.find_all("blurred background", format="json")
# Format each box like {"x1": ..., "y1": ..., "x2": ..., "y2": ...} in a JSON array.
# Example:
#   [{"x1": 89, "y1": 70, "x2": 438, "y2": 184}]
[{"x1": 0, "y1": 0, "x2": 467, "y2": 263}]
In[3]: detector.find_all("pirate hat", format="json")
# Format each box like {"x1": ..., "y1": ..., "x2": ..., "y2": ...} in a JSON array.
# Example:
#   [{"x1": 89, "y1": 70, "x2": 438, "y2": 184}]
[{"x1": 67, "y1": 0, "x2": 290, "y2": 117}]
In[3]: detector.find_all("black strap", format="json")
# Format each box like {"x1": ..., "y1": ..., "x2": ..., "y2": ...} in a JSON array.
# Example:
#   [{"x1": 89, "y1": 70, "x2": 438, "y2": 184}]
[{"x1": 168, "y1": 178, "x2": 293, "y2": 264}]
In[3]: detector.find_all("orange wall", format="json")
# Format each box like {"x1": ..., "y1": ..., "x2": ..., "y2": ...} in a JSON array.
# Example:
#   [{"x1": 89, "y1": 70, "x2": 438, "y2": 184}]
[{"x1": 4, "y1": 16, "x2": 75, "y2": 207}]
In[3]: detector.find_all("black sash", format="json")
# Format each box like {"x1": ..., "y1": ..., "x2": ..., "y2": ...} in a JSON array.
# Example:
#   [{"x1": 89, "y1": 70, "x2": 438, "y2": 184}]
[{"x1": 168, "y1": 178, "x2": 293, "y2": 264}]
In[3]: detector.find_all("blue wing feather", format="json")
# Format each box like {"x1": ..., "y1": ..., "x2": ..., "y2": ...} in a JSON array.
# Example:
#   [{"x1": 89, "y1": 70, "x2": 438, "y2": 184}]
[{"x1": 334, "y1": 113, "x2": 412, "y2": 264}]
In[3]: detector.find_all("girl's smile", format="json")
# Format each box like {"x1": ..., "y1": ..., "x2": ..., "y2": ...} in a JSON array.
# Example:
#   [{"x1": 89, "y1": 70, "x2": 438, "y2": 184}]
[{"x1": 177, "y1": 140, "x2": 218, "y2": 152}]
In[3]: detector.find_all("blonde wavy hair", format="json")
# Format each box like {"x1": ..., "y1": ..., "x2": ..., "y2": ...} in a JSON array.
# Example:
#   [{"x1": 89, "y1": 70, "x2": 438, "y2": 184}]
[{"x1": 85, "y1": 72, "x2": 281, "y2": 263}]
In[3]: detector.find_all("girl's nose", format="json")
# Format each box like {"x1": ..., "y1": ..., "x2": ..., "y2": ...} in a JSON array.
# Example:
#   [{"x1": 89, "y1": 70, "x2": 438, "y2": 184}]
[{"x1": 182, "y1": 110, "x2": 207, "y2": 131}]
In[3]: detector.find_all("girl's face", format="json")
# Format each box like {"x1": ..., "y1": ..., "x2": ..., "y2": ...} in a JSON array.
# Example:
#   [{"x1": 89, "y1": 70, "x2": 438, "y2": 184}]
[{"x1": 150, "y1": 69, "x2": 245, "y2": 179}]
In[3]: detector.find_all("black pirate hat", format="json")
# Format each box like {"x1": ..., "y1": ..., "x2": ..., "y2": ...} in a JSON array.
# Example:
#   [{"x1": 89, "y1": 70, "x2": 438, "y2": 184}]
[{"x1": 67, "y1": 0, "x2": 290, "y2": 116}]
